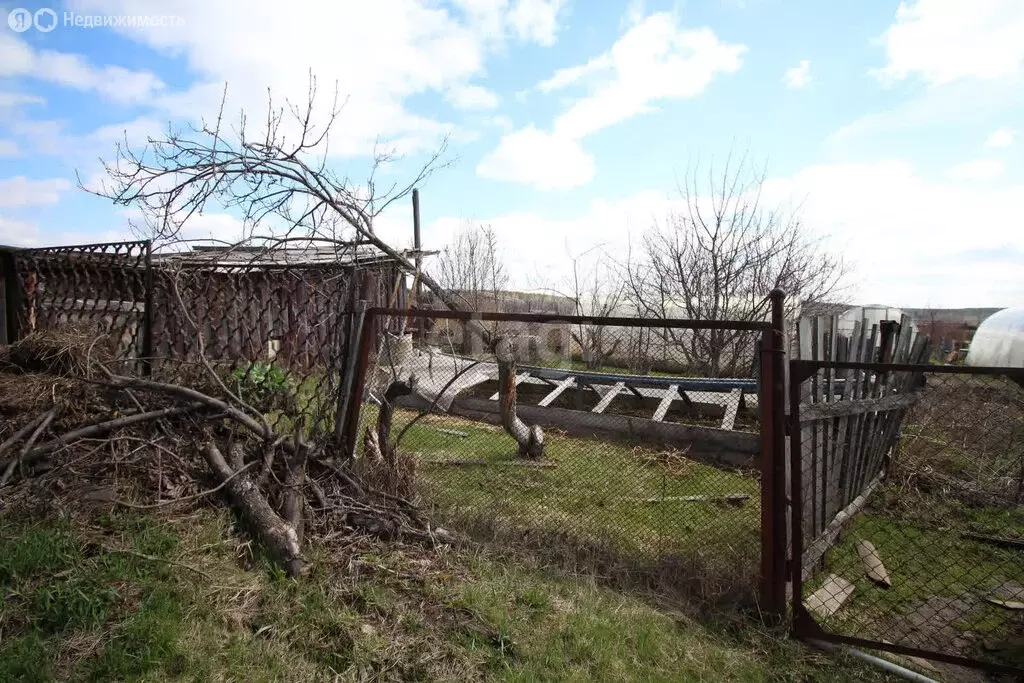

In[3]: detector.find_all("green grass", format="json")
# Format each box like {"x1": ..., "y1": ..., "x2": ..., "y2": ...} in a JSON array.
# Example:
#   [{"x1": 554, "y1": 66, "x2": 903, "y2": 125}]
[
  {"x1": 0, "y1": 508, "x2": 893, "y2": 682},
  {"x1": 378, "y1": 407, "x2": 761, "y2": 603},
  {"x1": 807, "y1": 511, "x2": 1024, "y2": 669}
]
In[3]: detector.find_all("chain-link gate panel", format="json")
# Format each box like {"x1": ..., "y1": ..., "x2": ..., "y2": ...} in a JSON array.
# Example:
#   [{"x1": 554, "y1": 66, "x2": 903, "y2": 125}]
[{"x1": 791, "y1": 359, "x2": 1024, "y2": 678}]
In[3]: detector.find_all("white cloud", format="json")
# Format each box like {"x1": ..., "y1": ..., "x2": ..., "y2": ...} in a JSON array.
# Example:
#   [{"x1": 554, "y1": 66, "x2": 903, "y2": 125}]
[
  {"x1": 59, "y1": 0, "x2": 566, "y2": 158},
  {"x1": 944, "y1": 158, "x2": 1005, "y2": 180},
  {"x1": 476, "y1": 126, "x2": 595, "y2": 190},
  {"x1": 783, "y1": 60, "x2": 811, "y2": 89},
  {"x1": 875, "y1": 0, "x2": 1024, "y2": 85},
  {"x1": 485, "y1": 12, "x2": 745, "y2": 189},
  {"x1": 0, "y1": 34, "x2": 164, "y2": 105},
  {"x1": 487, "y1": 115, "x2": 514, "y2": 131},
  {"x1": 0, "y1": 215, "x2": 41, "y2": 246},
  {"x1": 506, "y1": 0, "x2": 566, "y2": 46},
  {"x1": 0, "y1": 177, "x2": 73, "y2": 208},
  {"x1": 0, "y1": 91, "x2": 45, "y2": 109},
  {"x1": 760, "y1": 160, "x2": 1024, "y2": 305},
  {"x1": 829, "y1": 76, "x2": 1022, "y2": 144},
  {"x1": 985, "y1": 127, "x2": 1016, "y2": 148},
  {"x1": 546, "y1": 15, "x2": 746, "y2": 139},
  {"x1": 0, "y1": 140, "x2": 19, "y2": 157},
  {"x1": 420, "y1": 159, "x2": 1024, "y2": 306},
  {"x1": 446, "y1": 84, "x2": 500, "y2": 110}
]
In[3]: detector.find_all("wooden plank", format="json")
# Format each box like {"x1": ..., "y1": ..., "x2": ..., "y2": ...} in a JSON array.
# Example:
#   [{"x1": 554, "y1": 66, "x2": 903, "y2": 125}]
[
  {"x1": 850, "y1": 323, "x2": 879, "y2": 497},
  {"x1": 802, "y1": 469, "x2": 885, "y2": 578},
  {"x1": 805, "y1": 575, "x2": 855, "y2": 619},
  {"x1": 490, "y1": 372, "x2": 529, "y2": 401},
  {"x1": 652, "y1": 384, "x2": 678, "y2": 422},
  {"x1": 592, "y1": 381, "x2": 626, "y2": 414},
  {"x1": 837, "y1": 320, "x2": 863, "y2": 508},
  {"x1": 720, "y1": 387, "x2": 742, "y2": 430},
  {"x1": 537, "y1": 376, "x2": 575, "y2": 407},
  {"x1": 800, "y1": 391, "x2": 925, "y2": 421},
  {"x1": 857, "y1": 540, "x2": 892, "y2": 587},
  {"x1": 824, "y1": 316, "x2": 844, "y2": 524},
  {"x1": 812, "y1": 316, "x2": 825, "y2": 539}
]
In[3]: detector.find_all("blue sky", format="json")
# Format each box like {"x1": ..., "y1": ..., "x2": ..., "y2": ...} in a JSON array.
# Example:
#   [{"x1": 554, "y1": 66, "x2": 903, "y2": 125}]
[{"x1": 1, "y1": 0, "x2": 1022, "y2": 307}]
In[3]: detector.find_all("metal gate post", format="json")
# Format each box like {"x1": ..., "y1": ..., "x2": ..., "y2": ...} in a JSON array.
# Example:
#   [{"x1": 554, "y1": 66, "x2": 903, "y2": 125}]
[
  {"x1": 141, "y1": 240, "x2": 154, "y2": 375},
  {"x1": 759, "y1": 288, "x2": 787, "y2": 622}
]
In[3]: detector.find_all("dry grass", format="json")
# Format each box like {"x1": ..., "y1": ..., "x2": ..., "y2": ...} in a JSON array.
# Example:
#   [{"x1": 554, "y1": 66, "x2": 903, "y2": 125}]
[{"x1": 5, "y1": 322, "x2": 117, "y2": 377}]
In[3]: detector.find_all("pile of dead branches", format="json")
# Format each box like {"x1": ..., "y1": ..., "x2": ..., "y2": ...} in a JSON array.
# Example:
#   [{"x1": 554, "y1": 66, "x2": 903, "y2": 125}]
[{"x1": 0, "y1": 329, "x2": 451, "y2": 577}]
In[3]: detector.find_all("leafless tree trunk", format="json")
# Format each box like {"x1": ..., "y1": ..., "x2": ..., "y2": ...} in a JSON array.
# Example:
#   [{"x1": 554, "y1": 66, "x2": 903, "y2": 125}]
[
  {"x1": 432, "y1": 223, "x2": 508, "y2": 349},
  {"x1": 622, "y1": 153, "x2": 847, "y2": 377},
  {"x1": 535, "y1": 246, "x2": 625, "y2": 370}
]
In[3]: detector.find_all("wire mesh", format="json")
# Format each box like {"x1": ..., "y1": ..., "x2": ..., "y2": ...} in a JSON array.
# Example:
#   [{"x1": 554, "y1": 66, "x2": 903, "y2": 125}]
[
  {"x1": 357, "y1": 310, "x2": 770, "y2": 605},
  {"x1": 12, "y1": 241, "x2": 150, "y2": 371},
  {"x1": 794, "y1": 364, "x2": 1024, "y2": 675}
]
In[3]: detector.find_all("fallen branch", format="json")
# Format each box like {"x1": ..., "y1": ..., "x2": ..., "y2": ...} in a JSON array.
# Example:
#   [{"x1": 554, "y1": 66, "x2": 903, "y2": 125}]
[
  {"x1": 0, "y1": 411, "x2": 53, "y2": 459},
  {"x1": 0, "y1": 404, "x2": 206, "y2": 472},
  {"x1": 102, "y1": 373, "x2": 281, "y2": 446},
  {"x1": 202, "y1": 442, "x2": 306, "y2": 577},
  {"x1": 1, "y1": 407, "x2": 60, "y2": 487},
  {"x1": 114, "y1": 461, "x2": 257, "y2": 510}
]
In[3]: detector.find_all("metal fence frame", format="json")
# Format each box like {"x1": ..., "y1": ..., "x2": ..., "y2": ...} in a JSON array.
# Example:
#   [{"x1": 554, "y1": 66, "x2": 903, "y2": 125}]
[
  {"x1": 3, "y1": 240, "x2": 152, "y2": 366},
  {"x1": 789, "y1": 358, "x2": 1024, "y2": 677},
  {"x1": 344, "y1": 292, "x2": 789, "y2": 620}
]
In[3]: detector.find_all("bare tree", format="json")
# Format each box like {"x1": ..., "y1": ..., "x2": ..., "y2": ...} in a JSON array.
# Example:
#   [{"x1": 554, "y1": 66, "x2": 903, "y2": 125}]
[
  {"x1": 435, "y1": 223, "x2": 508, "y2": 311},
  {"x1": 623, "y1": 153, "x2": 847, "y2": 377},
  {"x1": 82, "y1": 74, "x2": 491, "y2": 329},
  {"x1": 532, "y1": 246, "x2": 627, "y2": 370}
]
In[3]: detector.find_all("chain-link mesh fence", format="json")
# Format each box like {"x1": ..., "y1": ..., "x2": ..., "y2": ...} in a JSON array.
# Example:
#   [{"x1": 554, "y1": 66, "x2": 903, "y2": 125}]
[
  {"x1": 9, "y1": 241, "x2": 150, "y2": 371},
  {"x1": 3, "y1": 242, "x2": 790, "y2": 611},
  {"x1": 352, "y1": 308, "x2": 778, "y2": 606},
  {"x1": 2, "y1": 240, "x2": 407, "y2": 446},
  {"x1": 792, "y1": 362, "x2": 1024, "y2": 677}
]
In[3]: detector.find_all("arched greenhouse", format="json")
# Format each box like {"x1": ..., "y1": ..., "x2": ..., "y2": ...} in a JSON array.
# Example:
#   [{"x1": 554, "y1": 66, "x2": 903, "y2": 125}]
[{"x1": 965, "y1": 307, "x2": 1024, "y2": 367}]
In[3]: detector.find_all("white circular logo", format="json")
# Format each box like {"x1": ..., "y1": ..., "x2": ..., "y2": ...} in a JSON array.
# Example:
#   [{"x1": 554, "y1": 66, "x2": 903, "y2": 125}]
[
  {"x1": 7, "y1": 7, "x2": 32, "y2": 32},
  {"x1": 34, "y1": 8, "x2": 57, "y2": 32}
]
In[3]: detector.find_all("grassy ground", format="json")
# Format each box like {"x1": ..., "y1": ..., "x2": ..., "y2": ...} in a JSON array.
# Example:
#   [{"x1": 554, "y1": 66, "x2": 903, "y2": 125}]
[
  {"x1": 801, "y1": 372, "x2": 1024, "y2": 676},
  {"x1": 386, "y1": 407, "x2": 761, "y2": 604},
  {"x1": 0, "y1": 507, "x2": 893, "y2": 682}
]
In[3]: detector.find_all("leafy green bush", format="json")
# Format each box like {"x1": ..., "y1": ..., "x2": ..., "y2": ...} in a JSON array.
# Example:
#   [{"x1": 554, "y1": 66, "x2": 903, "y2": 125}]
[{"x1": 231, "y1": 361, "x2": 294, "y2": 410}]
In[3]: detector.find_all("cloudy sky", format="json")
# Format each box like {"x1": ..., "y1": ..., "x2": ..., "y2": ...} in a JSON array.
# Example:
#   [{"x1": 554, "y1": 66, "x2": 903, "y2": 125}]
[{"x1": 1, "y1": 0, "x2": 1022, "y2": 308}]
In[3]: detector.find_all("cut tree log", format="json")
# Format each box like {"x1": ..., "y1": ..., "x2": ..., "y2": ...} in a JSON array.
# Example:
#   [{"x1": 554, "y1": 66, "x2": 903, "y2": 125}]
[
  {"x1": 856, "y1": 539, "x2": 891, "y2": 587},
  {"x1": 201, "y1": 442, "x2": 306, "y2": 577},
  {"x1": 495, "y1": 338, "x2": 544, "y2": 459}
]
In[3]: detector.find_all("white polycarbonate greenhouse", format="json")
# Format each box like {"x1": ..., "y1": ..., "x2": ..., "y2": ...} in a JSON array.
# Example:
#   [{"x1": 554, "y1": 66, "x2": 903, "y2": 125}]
[{"x1": 965, "y1": 307, "x2": 1024, "y2": 368}]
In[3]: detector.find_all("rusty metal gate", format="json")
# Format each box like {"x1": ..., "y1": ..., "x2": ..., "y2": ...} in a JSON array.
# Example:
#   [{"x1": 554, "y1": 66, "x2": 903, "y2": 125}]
[{"x1": 789, "y1": 356, "x2": 1024, "y2": 678}]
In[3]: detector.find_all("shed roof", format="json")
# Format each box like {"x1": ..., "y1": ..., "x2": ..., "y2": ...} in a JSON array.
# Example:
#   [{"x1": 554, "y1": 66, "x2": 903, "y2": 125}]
[{"x1": 153, "y1": 244, "x2": 432, "y2": 270}]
